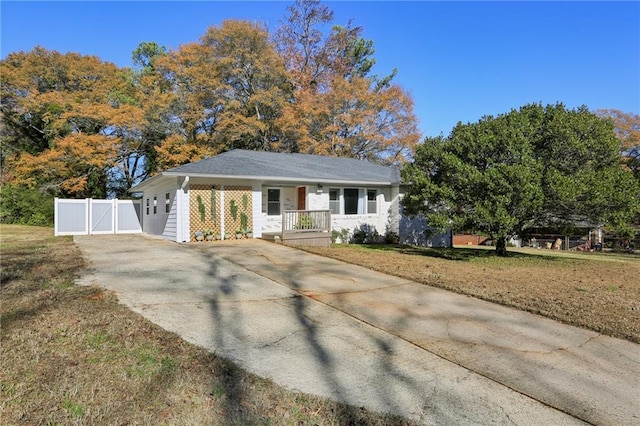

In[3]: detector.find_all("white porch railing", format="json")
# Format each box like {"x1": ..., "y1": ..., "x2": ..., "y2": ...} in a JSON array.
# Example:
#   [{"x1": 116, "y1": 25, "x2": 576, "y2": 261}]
[{"x1": 282, "y1": 210, "x2": 331, "y2": 235}]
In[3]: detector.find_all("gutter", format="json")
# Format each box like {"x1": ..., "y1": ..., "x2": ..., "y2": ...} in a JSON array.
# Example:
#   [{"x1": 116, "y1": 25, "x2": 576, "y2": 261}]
[
  {"x1": 129, "y1": 171, "x2": 399, "y2": 193},
  {"x1": 161, "y1": 171, "x2": 396, "y2": 186},
  {"x1": 181, "y1": 175, "x2": 190, "y2": 189}
]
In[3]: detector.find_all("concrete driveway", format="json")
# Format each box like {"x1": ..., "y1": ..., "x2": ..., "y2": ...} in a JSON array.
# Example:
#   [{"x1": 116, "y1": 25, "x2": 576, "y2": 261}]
[{"x1": 74, "y1": 234, "x2": 639, "y2": 425}]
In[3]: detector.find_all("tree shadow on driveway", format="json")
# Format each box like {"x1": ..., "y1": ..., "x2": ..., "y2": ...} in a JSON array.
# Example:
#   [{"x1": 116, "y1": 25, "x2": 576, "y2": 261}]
[{"x1": 197, "y1": 245, "x2": 425, "y2": 423}]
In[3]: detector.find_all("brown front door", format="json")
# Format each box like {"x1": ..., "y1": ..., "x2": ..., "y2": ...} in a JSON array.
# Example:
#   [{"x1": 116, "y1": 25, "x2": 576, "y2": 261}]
[{"x1": 297, "y1": 187, "x2": 306, "y2": 210}]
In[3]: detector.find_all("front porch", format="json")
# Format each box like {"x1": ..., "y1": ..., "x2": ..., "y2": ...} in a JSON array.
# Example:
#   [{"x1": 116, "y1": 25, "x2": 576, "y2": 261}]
[{"x1": 262, "y1": 209, "x2": 332, "y2": 247}]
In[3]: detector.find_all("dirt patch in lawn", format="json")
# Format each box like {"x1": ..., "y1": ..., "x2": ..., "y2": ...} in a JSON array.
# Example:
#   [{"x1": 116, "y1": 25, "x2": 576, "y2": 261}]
[
  {"x1": 1, "y1": 226, "x2": 411, "y2": 425},
  {"x1": 300, "y1": 244, "x2": 640, "y2": 344}
]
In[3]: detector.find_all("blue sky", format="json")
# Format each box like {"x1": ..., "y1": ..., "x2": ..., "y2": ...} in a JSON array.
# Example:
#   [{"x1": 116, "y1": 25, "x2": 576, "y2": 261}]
[{"x1": 2, "y1": 1, "x2": 639, "y2": 137}]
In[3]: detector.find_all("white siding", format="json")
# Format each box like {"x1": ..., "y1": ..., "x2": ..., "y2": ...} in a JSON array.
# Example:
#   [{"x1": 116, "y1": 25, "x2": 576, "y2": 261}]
[
  {"x1": 141, "y1": 178, "x2": 179, "y2": 241},
  {"x1": 308, "y1": 188, "x2": 328, "y2": 210},
  {"x1": 138, "y1": 176, "x2": 449, "y2": 246},
  {"x1": 322, "y1": 187, "x2": 393, "y2": 242},
  {"x1": 257, "y1": 185, "x2": 399, "y2": 242},
  {"x1": 251, "y1": 182, "x2": 262, "y2": 238},
  {"x1": 163, "y1": 192, "x2": 178, "y2": 241}
]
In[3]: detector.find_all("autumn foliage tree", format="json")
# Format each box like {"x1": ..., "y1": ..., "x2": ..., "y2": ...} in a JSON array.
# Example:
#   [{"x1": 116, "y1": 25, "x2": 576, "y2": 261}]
[
  {"x1": 595, "y1": 109, "x2": 640, "y2": 181},
  {"x1": 274, "y1": 0, "x2": 419, "y2": 163},
  {"x1": 150, "y1": 20, "x2": 293, "y2": 169},
  {"x1": 1, "y1": 47, "x2": 145, "y2": 198},
  {"x1": 148, "y1": 2, "x2": 419, "y2": 169},
  {"x1": 1, "y1": 0, "x2": 420, "y2": 220}
]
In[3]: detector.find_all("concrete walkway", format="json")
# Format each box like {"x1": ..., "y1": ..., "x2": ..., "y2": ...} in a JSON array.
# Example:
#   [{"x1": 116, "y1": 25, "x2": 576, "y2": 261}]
[{"x1": 74, "y1": 235, "x2": 639, "y2": 425}]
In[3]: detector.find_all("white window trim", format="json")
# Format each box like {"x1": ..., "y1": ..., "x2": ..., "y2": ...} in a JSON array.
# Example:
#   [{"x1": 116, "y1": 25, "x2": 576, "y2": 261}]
[
  {"x1": 329, "y1": 188, "x2": 341, "y2": 215},
  {"x1": 331, "y1": 188, "x2": 379, "y2": 216},
  {"x1": 367, "y1": 189, "x2": 378, "y2": 215}
]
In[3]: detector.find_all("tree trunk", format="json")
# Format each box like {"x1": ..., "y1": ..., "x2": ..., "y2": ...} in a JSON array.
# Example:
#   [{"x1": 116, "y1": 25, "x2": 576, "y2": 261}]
[{"x1": 496, "y1": 236, "x2": 508, "y2": 256}]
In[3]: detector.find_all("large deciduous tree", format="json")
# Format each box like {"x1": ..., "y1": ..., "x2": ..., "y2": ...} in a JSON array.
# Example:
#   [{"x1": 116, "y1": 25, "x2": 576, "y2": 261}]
[
  {"x1": 402, "y1": 103, "x2": 640, "y2": 255},
  {"x1": 150, "y1": 4, "x2": 419, "y2": 170},
  {"x1": 1, "y1": 0, "x2": 421, "y2": 207},
  {"x1": 1, "y1": 47, "x2": 144, "y2": 198},
  {"x1": 152, "y1": 20, "x2": 292, "y2": 169},
  {"x1": 275, "y1": 0, "x2": 419, "y2": 163}
]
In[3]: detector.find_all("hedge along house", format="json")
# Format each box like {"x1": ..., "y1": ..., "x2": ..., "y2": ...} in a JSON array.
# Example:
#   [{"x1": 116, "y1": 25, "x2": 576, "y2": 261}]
[{"x1": 129, "y1": 149, "x2": 451, "y2": 247}]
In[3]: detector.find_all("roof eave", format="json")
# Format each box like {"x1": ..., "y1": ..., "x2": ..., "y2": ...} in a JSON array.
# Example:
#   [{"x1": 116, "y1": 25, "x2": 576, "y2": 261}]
[
  {"x1": 162, "y1": 171, "x2": 397, "y2": 186},
  {"x1": 128, "y1": 173, "x2": 167, "y2": 193}
]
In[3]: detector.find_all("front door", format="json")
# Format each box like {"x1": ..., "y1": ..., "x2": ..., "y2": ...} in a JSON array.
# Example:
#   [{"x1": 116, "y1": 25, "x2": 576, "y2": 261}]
[{"x1": 297, "y1": 187, "x2": 306, "y2": 210}]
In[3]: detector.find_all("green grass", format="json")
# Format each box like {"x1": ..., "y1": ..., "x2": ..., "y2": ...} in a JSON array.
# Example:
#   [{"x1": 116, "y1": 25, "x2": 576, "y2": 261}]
[
  {"x1": 332, "y1": 242, "x2": 581, "y2": 265},
  {"x1": 62, "y1": 397, "x2": 86, "y2": 418}
]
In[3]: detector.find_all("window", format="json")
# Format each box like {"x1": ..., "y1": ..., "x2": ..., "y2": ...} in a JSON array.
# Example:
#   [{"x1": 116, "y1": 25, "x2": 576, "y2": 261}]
[
  {"x1": 153, "y1": 195, "x2": 157, "y2": 214},
  {"x1": 165, "y1": 193, "x2": 171, "y2": 213},
  {"x1": 146, "y1": 198, "x2": 149, "y2": 215},
  {"x1": 267, "y1": 189, "x2": 280, "y2": 216},
  {"x1": 367, "y1": 190, "x2": 377, "y2": 214},
  {"x1": 329, "y1": 189, "x2": 340, "y2": 214},
  {"x1": 331, "y1": 188, "x2": 379, "y2": 215},
  {"x1": 343, "y1": 188, "x2": 360, "y2": 215}
]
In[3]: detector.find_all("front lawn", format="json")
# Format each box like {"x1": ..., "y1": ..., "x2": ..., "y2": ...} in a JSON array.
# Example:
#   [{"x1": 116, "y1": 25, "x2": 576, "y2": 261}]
[
  {"x1": 301, "y1": 244, "x2": 640, "y2": 343},
  {"x1": 0, "y1": 225, "x2": 410, "y2": 425}
]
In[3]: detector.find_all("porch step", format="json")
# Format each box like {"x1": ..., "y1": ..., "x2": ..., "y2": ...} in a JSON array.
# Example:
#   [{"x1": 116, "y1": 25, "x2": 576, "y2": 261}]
[{"x1": 261, "y1": 232, "x2": 331, "y2": 247}]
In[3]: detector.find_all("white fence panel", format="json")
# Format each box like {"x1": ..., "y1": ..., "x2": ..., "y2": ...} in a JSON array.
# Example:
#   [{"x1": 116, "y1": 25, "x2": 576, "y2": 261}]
[
  {"x1": 116, "y1": 200, "x2": 142, "y2": 233},
  {"x1": 55, "y1": 198, "x2": 142, "y2": 236},
  {"x1": 90, "y1": 199, "x2": 115, "y2": 234},
  {"x1": 55, "y1": 199, "x2": 89, "y2": 236}
]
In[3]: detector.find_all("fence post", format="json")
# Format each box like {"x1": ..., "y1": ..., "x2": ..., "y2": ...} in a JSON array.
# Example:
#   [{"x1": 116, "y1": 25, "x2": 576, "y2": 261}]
[
  {"x1": 54, "y1": 198, "x2": 59, "y2": 236},
  {"x1": 220, "y1": 189, "x2": 225, "y2": 239},
  {"x1": 113, "y1": 198, "x2": 118, "y2": 234},
  {"x1": 86, "y1": 198, "x2": 91, "y2": 235}
]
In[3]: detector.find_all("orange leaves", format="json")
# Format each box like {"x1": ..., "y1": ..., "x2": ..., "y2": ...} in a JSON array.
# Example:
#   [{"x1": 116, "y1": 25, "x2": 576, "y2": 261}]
[
  {"x1": 272, "y1": 2, "x2": 419, "y2": 164},
  {"x1": 154, "y1": 135, "x2": 218, "y2": 171},
  {"x1": 278, "y1": 75, "x2": 419, "y2": 163},
  {"x1": 151, "y1": 20, "x2": 292, "y2": 157},
  {"x1": 56, "y1": 133, "x2": 119, "y2": 168},
  {"x1": 596, "y1": 109, "x2": 640, "y2": 151},
  {"x1": 2, "y1": 47, "x2": 149, "y2": 197},
  {"x1": 3, "y1": 4, "x2": 422, "y2": 198},
  {"x1": 595, "y1": 109, "x2": 640, "y2": 179},
  {"x1": 13, "y1": 133, "x2": 119, "y2": 196}
]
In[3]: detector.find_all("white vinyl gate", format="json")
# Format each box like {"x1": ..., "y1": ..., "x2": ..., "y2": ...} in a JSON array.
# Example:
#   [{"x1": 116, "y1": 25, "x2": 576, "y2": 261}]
[{"x1": 55, "y1": 198, "x2": 142, "y2": 236}]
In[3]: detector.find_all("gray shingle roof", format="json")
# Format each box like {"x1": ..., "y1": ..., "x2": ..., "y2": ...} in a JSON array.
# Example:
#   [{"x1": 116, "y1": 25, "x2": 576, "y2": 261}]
[{"x1": 163, "y1": 150, "x2": 400, "y2": 184}]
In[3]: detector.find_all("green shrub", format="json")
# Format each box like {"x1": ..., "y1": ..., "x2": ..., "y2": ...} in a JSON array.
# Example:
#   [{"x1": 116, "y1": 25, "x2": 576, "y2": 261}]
[
  {"x1": 352, "y1": 224, "x2": 380, "y2": 244},
  {"x1": 296, "y1": 214, "x2": 313, "y2": 229},
  {"x1": 240, "y1": 213, "x2": 248, "y2": 232},
  {"x1": 0, "y1": 184, "x2": 54, "y2": 226},
  {"x1": 384, "y1": 230, "x2": 399, "y2": 244},
  {"x1": 230, "y1": 200, "x2": 237, "y2": 220}
]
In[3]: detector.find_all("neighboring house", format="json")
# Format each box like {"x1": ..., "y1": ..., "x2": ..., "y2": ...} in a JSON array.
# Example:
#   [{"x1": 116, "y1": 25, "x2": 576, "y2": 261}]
[{"x1": 129, "y1": 149, "x2": 451, "y2": 247}]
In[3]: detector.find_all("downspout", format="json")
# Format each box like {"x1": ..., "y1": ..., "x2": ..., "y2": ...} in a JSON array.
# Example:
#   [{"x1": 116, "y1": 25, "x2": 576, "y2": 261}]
[{"x1": 180, "y1": 176, "x2": 190, "y2": 242}]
